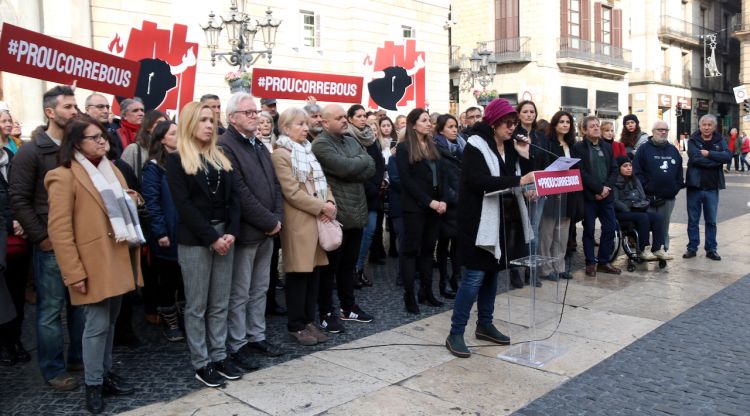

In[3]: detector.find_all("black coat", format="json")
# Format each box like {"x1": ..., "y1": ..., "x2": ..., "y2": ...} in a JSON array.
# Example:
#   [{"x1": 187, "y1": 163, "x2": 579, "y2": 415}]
[
  {"x1": 436, "y1": 143, "x2": 461, "y2": 238},
  {"x1": 363, "y1": 140, "x2": 386, "y2": 211},
  {"x1": 456, "y1": 123, "x2": 531, "y2": 272},
  {"x1": 395, "y1": 141, "x2": 444, "y2": 213},
  {"x1": 571, "y1": 138, "x2": 618, "y2": 202},
  {"x1": 165, "y1": 152, "x2": 240, "y2": 246}
]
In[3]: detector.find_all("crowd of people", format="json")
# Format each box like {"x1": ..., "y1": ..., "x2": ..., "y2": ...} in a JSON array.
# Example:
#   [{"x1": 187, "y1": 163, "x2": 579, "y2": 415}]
[{"x1": 0, "y1": 85, "x2": 737, "y2": 413}]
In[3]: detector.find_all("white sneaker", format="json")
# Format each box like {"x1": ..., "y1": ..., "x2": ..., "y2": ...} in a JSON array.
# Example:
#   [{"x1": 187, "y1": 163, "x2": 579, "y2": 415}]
[
  {"x1": 653, "y1": 246, "x2": 673, "y2": 260},
  {"x1": 640, "y1": 246, "x2": 657, "y2": 261}
]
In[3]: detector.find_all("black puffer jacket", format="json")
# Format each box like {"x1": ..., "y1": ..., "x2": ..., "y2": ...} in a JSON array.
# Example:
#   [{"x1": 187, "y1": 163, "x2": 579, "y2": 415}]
[{"x1": 612, "y1": 175, "x2": 647, "y2": 213}]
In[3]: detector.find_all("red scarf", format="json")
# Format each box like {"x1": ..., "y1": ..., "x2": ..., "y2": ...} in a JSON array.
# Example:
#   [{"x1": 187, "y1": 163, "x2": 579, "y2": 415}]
[
  {"x1": 118, "y1": 119, "x2": 141, "y2": 149},
  {"x1": 86, "y1": 156, "x2": 103, "y2": 167}
]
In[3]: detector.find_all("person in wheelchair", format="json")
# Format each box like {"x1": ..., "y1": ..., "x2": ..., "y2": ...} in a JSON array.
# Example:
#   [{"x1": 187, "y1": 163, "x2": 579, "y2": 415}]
[{"x1": 612, "y1": 156, "x2": 671, "y2": 261}]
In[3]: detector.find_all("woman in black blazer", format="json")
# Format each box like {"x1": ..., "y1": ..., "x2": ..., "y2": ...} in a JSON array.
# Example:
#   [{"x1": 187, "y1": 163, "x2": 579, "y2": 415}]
[
  {"x1": 166, "y1": 102, "x2": 241, "y2": 388},
  {"x1": 395, "y1": 108, "x2": 447, "y2": 314}
]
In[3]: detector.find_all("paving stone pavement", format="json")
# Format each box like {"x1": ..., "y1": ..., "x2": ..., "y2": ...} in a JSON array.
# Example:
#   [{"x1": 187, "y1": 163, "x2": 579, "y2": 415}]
[
  {"x1": 0, "y1": 257, "x2": 495, "y2": 416},
  {"x1": 515, "y1": 273, "x2": 750, "y2": 416}
]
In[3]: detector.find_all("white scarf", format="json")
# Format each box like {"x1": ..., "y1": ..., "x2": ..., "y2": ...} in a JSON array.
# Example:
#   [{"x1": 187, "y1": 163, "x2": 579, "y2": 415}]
[
  {"x1": 275, "y1": 135, "x2": 328, "y2": 201},
  {"x1": 0, "y1": 150, "x2": 9, "y2": 182},
  {"x1": 467, "y1": 135, "x2": 502, "y2": 260},
  {"x1": 74, "y1": 152, "x2": 145, "y2": 245}
]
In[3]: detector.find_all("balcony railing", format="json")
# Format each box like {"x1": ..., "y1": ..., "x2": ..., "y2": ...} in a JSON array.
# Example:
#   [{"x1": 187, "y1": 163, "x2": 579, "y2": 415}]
[
  {"x1": 631, "y1": 66, "x2": 670, "y2": 83},
  {"x1": 482, "y1": 37, "x2": 532, "y2": 64},
  {"x1": 658, "y1": 16, "x2": 706, "y2": 46},
  {"x1": 731, "y1": 13, "x2": 750, "y2": 33},
  {"x1": 557, "y1": 37, "x2": 631, "y2": 69}
]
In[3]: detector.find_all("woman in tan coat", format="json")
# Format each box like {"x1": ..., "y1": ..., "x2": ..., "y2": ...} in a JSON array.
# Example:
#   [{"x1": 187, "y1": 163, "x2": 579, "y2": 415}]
[
  {"x1": 45, "y1": 115, "x2": 144, "y2": 414},
  {"x1": 272, "y1": 107, "x2": 337, "y2": 346}
]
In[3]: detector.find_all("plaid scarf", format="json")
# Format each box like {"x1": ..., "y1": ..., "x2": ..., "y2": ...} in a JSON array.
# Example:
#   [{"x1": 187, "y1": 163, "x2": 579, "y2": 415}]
[
  {"x1": 75, "y1": 152, "x2": 145, "y2": 245},
  {"x1": 275, "y1": 135, "x2": 328, "y2": 201}
]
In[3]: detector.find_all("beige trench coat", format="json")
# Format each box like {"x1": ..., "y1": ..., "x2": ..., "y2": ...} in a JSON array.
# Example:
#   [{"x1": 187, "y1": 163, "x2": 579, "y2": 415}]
[
  {"x1": 271, "y1": 148, "x2": 333, "y2": 273},
  {"x1": 45, "y1": 161, "x2": 143, "y2": 306}
]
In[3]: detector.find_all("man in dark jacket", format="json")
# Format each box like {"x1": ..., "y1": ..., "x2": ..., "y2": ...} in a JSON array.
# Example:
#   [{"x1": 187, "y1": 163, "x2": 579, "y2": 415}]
[
  {"x1": 633, "y1": 120, "x2": 683, "y2": 254},
  {"x1": 84, "y1": 93, "x2": 124, "y2": 158},
  {"x1": 571, "y1": 116, "x2": 621, "y2": 276},
  {"x1": 218, "y1": 93, "x2": 284, "y2": 367},
  {"x1": 312, "y1": 104, "x2": 375, "y2": 330},
  {"x1": 683, "y1": 114, "x2": 732, "y2": 260},
  {"x1": 9, "y1": 85, "x2": 83, "y2": 390}
]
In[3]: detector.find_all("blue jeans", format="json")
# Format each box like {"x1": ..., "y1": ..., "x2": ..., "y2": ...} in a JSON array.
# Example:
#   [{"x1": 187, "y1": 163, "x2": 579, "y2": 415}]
[
  {"x1": 686, "y1": 189, "x2": 719, "y2": 252},
  {"x1": 33, "y1": 246, "x2": 84, "y2": 381},
  {"x1": 450, "y1": 268, "x2": 498, "y2": 336},
  {"x1": 355, "y1": 210, "x2": 378, "y2": 270},
  {"x1": 582, "y1": 200, "x2": 616, "y2": 265}
]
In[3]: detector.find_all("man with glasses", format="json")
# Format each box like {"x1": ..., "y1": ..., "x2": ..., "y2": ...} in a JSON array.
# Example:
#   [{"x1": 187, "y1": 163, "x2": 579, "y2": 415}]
[
  {"x1": 116, "y1": 98, "x2": 145, "y2": 150},
  {"x1": 572, "y1": 116, "x2": 621, "y2": 277},
  {"x1": 633, "y1": 121, "x2": 683, "y2": 256},
  {"x1": 9, "y1": 85, "x2": 84, "y2": 391},
  {"x1": 218, "y1": 93, "x2": 284, "y2": 372},
  {"x1": 85, "y1": 93, "x2": 123, "y2": 157}
]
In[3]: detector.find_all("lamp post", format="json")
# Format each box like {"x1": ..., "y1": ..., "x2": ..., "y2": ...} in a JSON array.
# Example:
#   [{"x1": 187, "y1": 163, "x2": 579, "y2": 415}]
[
  {"x1": 459, "y1": 42, "x2": 497, "y2": 92},
  {"x1": 201, "y1": 0, "x2": 281, "y2": 71}
]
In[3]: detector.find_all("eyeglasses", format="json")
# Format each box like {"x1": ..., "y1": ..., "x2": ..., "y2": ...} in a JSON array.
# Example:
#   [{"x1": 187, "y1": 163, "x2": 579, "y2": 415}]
[
  {"x1": 87, "y1": 104, "x2": 110, "y2": 110},
  {"x1": 500, "y1": 118, "x2": 518, "y2": 127},
  {"x1": 82, "y1": 133, "x2": 107, "y2": 142},
  {"x1": 654, "y1": 128, "x2": 670, "y2": 133},
  {"x1": 235, "y1": 109, "x2": 259, "y2": 117}
]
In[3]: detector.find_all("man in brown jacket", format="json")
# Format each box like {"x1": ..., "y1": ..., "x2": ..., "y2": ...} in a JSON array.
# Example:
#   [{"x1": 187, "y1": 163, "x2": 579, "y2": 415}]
[{"x1": 9, "y1": 85, "x2": 83, "y2": 391}]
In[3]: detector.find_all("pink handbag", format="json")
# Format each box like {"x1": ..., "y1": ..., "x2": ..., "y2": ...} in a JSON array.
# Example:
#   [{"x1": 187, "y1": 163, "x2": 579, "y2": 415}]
[{"x1": 304, "y1": 181, "x2": 342, "y2": 251}]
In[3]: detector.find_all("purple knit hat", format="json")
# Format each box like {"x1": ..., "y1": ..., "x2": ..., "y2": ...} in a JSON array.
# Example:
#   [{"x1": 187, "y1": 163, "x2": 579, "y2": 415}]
[{"x1": 482, "y1": 98, "x2": 517, "y2": 127}]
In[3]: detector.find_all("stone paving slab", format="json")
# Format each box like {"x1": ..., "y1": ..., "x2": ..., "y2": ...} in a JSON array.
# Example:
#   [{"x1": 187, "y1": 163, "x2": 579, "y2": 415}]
[{"x1": 515, "y1": 274, "x2": 750, "y2": 416}]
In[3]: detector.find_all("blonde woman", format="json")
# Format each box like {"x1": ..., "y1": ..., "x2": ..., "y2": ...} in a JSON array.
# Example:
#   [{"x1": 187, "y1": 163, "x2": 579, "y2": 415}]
[
  {"x1": 165, "y1": 102, "x2": 242, "y2": 387},
  {"x1": 271, "y1": 107, "x2": 335, "y2": 346}
]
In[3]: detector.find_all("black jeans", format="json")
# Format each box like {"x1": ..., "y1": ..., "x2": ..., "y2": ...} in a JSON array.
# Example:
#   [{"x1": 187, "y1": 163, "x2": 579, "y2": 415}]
[
  {"x1": 152, "y1": 257, "x2": 184, "y2": 308},
  {"x1": 0, "y1": 252, "x2": 31, "y2": 346},
  {"x1": 436, "y1": 236, "x2": 459, "y2": 279},
  {"x1": 400, "y1": 211, "x2": 440, "y2": 294},
  {"x1": 285, "y1": 270, "x2": 319, "y2": 332},
  {"x1": 318, "y1": 228, "x2": 363, "y2": 313}
]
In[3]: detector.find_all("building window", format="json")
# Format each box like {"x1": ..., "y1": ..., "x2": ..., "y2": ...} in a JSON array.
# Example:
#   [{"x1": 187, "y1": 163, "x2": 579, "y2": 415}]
[
  {"x1": 301, "y1": 10, "x2": 317, "y2": 48},
  {"x1": 601, "y1": 6, "x2": 611, "y2": 55},
  {"x1": 402, "y1": 25, "x2": 415, "y2": 39},
  {"x1": 570, "y1": 0, "x2": 580, "y2": 48}
]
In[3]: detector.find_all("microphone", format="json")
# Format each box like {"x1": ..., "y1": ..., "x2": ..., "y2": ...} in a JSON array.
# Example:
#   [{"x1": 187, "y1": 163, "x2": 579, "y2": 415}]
[{"x1": 514, "y1": 134, "x2": 560, "y2": 160}]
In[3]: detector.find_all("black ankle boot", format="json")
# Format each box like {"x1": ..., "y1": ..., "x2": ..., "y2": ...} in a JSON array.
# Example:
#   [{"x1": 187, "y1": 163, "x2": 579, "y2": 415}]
[
  {"x1": 510, "y1": 269, "x2": 524, "y2": 289},
  {"x1": 418, "y1": 282, "x2": 444, "y2": 307},
  {"x1": 439, "y1": 276, "x2": 456, "y2": 299},
  {"x1": 404, "y1": 292, "x2": 420, "y2": 314},
  {"x1": 86, "y1": 384, "x2": 104, "y2": 414},
  {"x1": 449, "y1": 274, "x2": 460, "y2": 292}
]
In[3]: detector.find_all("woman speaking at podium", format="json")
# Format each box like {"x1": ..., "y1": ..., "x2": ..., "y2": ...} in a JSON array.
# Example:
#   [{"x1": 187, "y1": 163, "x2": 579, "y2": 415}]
[{"x1": 445, "y1": 99, "x2": 535, "y2": 358}]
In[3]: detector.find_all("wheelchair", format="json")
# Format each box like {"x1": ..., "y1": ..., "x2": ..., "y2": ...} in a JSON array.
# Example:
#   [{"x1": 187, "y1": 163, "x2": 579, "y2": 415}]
[{"x1": 609, "y1": 219, "x2": 667, "y2": 272}]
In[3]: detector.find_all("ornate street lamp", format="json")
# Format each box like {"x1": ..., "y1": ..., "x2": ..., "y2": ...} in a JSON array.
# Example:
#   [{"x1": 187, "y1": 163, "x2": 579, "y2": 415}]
[
  {"x1": 459, "y1": 42, "x2": 497, "y2": 92},
  {"x1": 202, "y1": 2, "x2": 281, "y2": 71}
]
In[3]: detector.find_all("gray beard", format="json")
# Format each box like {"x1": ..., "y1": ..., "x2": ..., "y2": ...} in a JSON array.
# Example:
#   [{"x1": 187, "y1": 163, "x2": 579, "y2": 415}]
[
  {"x1": 310, "y1": 125, "x2": 323, "y2": 134},
  {"x1": 652, "y1": 136, "x2": 668, "y2": 145}
]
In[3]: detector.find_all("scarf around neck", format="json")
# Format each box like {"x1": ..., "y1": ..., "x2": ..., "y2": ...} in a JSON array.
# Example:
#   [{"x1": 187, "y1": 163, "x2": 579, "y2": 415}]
[
  {"x1": 74, "y1": 151, "x2": 145, "y2": 245},
  {"x1": 119, "y1": 119, "x2": 141, "y2": 148},
  {"x1": 0, "y1": 149, "x2": 9, "y2": 181},
  {"x1": 275, "y1": 135, "x2": 328, "y2": 201},
  {"x1": 347, "y1": 123, "x2": 376, "y2": 147}
]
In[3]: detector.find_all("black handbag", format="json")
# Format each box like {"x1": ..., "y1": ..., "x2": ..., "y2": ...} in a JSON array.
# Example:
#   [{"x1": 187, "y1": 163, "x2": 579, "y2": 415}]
[
  {"x1": 647, "y1": 195, "x2": 666, "y2": 207},
  {"x1": 631, "y1": 200, "x2": 650, "y2": 212}
]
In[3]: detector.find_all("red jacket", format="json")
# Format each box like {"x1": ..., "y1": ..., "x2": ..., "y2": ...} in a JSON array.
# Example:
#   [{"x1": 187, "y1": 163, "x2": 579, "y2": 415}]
[
  {"x1": 741, "y1": 136, "x2": 750, "y2": 153},
  {"x1": 606, "y1": 139, "x2": 627, "y2": 159}
]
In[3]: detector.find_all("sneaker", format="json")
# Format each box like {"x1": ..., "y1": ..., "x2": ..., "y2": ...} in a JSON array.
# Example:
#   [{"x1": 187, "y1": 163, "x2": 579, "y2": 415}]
[
  {"x1": 289, "y1": 328, "x2": 318, "y2": 346},
  {"x1": 340, "y1": 304, "x2": 373, "y2": 322},
  {"x1": 246, "y1": 340, "x2": 283, "y2": 357},
  {"x1": 157, "y1": 306, "x2": 185, "y2": 342},
  {"x1": 639, "y1": 246, "x2": 657, "y2": 261},
  {"x1": 230, "y1": 349, "x2": 260, "y2": 372},
  {"x1": 653, "y1": 247, "x2": 673, "y2": 260},
  {"x1": 214, "y1": 359, "x2": 243, "y2": 380},
  {"x1": 305, "y1": 323, "x2": 329, "y2": 343},
  {"x1": 319, "y1": 312, "x2": 345, "y2": 333},
  {"x1": 195, "y1": 364, "x2": 226, "y2": 387}
]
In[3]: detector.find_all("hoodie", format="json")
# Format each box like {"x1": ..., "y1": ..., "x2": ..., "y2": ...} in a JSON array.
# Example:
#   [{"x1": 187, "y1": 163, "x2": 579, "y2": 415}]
[{"x1": 632, "y1": 138, "x2": 684, "y2": 199}]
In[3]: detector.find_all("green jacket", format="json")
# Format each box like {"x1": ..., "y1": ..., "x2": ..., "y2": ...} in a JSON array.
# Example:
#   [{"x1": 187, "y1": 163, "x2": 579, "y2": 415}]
[{"x1": 312, "y1": 131, "x2": 375, "y2": 229}]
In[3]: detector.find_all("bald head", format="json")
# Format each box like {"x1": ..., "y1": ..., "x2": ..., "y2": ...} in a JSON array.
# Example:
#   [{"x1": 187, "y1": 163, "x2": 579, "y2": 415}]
[
  {"x1": 651, "y1": 120, "x2": 670, "y2": 144},
  {"x1": 322, "y1": 104, "x2": 348, "y2": 136}
]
